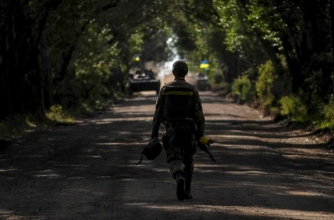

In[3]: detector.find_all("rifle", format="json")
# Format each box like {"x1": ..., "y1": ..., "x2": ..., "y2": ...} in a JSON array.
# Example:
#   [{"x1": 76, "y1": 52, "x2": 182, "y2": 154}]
[{"x1": 197, "y1": 137, "x2": 216, "y2": 162}]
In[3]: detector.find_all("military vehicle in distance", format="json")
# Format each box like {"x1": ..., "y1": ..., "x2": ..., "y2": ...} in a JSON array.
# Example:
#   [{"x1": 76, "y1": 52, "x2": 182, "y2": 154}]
[
  {"x1": 127, "y1": 69, "x2": 161, "y2": 95},
  {"x1": 188, "y1": 72, "x2": 211, "y2": 91}
]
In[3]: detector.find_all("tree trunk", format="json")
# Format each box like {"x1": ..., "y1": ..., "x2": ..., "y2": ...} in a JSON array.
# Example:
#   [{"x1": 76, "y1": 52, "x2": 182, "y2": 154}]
[
  {"x1": 0, "y1": 0, "x2": 57, "y2": 118},
  {"x1": 331, "y1": 0, "x2": 334, "y2": 94}
]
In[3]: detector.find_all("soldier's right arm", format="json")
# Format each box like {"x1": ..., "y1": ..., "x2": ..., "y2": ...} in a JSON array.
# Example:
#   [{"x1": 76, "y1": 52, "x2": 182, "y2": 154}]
[{"x1": 192, "y1": 89, "x2": 205, "y2": 139}]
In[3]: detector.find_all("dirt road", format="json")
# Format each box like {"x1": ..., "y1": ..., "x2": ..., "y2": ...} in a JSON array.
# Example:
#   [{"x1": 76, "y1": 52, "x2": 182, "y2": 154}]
[{"x1": 1, "y1": 91, "x2": 333, "y2": 220}]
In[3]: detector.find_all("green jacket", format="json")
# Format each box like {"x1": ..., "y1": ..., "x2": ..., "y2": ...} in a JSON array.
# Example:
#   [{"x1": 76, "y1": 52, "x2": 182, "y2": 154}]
[{"x1": 151, "y1": 77, "x2": 205, "y2": 138}]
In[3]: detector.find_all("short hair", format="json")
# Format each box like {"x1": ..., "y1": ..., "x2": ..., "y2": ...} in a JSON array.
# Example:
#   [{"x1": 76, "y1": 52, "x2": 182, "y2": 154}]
[{"x1": 172, "y1": 60, "x2": 188, "y2": 77}]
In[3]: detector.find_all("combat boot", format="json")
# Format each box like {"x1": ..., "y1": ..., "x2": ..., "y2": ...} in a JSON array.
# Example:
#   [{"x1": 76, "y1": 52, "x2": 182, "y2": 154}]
[
  {"x1": 185, "y1": 179, "x2": 193, "y2": 199},
  {"x1": 175, "y1": 172, "x2": 185, "y2": 201}
]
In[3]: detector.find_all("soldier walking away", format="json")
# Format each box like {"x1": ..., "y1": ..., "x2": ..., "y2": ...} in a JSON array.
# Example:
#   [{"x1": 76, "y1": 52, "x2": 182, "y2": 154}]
[{"x1": 151, "y1": 60, "x2": 206, "y2": 201}]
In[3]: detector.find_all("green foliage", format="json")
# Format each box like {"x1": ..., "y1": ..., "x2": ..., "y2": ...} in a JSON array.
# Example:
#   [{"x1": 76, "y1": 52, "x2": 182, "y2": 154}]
[
  {"x1": 256, "y1": 61, "x2": 275, "y2": 105},
  {"x1": 216, "y1": 0, "x2": 249, "y2": 52},
  {"x1": 313, "y1": 96, "x2": 334, "y2": 129},
  {"x1": 206, "y1": 71, "x2": 230, "y2": 94},
  {"x1": 46, "y1": 104, "x2": 75, "y2": 124},
  {"x1": 46, "y1": 105, "x2": 64, "y2": 121},
  {"x1": 245, "y1": 0, "x2": 285, "y2": 47},
  {"x1": 255, "y1": 59, "x2": 291, "y2": 106},
  {"x1": 0, "y1": 108, "x2": 75, "y2": 139},
  {"x1": 279, "y1": 95, "x2": 308, "y2": 121},
  {"x1": 213, "y1": 0, "x2": 268, "y2": 63},
  {"x1": 2, "y1": 0, "x2": 334, "y2": 134},
  {"x1": 73, "y1": 65, "x2": 111, "y2": 111},
  {"x1": 323, "y1": 98, "x2": 334, "y2": 121},
  {"x1": 232, "y1": 75, "x2": 253, "y2": 101},
  {"x1": 46, "y1": 0, "x2": 176, "y2": 113}
]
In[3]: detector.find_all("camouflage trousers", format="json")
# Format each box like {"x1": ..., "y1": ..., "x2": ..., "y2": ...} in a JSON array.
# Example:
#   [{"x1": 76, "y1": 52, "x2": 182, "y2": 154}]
[{"x1": 162, "y1": 122, "x2": 196, "y2": 180}]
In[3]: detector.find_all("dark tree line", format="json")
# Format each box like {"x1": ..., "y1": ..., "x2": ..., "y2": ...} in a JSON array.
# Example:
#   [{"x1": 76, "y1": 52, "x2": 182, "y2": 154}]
[
  {"x1": 173, "y1": 0, "x2": 334, "y2": 122},
  {"x1": 1, "y1": 0, "x2": 334, "y2": 124},
  {"x1": 0, "y1": 0, "x2": 173, "y2": 119}
]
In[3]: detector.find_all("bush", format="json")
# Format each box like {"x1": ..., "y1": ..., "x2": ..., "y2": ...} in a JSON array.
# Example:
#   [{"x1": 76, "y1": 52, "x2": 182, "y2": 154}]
[
  {"x1": 210, "y1": 72, "x2": 231, "y2": 94},
  {"x1": 256, "y1": 61, "x2": 275, "y2": 105},
  {"x1": 279, "y1": 95, "x2": 308, "y2": 121},
  {"x1": 317, "y1": 95, "x2": 334, "y2": 129},
  {"x1": 256, "y1": 60, "x2": 291, "y2": 107},
  {"x1": 232, "y1": 75, "x2": 253, "y2": 102}
]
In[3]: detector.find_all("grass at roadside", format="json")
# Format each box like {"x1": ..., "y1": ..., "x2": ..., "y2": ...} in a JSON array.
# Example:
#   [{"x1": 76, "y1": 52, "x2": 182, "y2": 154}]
[{"x1": 0, "y1": 107, "x2": 76, "y2": 140}]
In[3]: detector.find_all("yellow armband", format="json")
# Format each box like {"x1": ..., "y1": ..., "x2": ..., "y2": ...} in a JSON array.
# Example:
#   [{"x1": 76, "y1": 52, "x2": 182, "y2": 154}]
[{"x1": 199, "y1": 136, "x2": 212, "y2": 145}]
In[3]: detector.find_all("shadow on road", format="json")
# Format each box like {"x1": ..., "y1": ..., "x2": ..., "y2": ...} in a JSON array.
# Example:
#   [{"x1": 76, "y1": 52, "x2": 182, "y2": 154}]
[{"x1": 0, "y1": 92, "x2": 333, "y2": 219}]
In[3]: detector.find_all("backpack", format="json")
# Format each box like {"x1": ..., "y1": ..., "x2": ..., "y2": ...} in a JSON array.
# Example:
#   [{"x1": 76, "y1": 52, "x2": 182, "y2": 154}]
[{"x1": 163, "y1": 85, "x2": 194, "y2": 121}]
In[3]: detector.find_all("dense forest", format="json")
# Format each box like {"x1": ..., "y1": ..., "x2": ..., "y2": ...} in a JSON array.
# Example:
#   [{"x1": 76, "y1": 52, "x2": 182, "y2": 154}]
[{"x1": 1, "y1": 0, "x2": 334, "y2": 131}]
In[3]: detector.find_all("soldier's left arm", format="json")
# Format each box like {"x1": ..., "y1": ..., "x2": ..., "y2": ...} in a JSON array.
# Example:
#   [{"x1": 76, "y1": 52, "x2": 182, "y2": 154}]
[{"x1": 151, "y1": 87, "x2": 165, "y2": 138}]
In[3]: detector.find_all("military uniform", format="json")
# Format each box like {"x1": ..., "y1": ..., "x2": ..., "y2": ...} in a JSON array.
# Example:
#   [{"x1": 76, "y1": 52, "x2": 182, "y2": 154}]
[{"x1": 151, "y1": 73, "x2": 205, "y2": 200}]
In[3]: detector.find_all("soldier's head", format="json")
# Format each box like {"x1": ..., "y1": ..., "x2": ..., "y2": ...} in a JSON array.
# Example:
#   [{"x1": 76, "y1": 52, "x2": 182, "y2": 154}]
[{"x1": 172, "y1": 60, "x2": 188, "y2": 78}]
